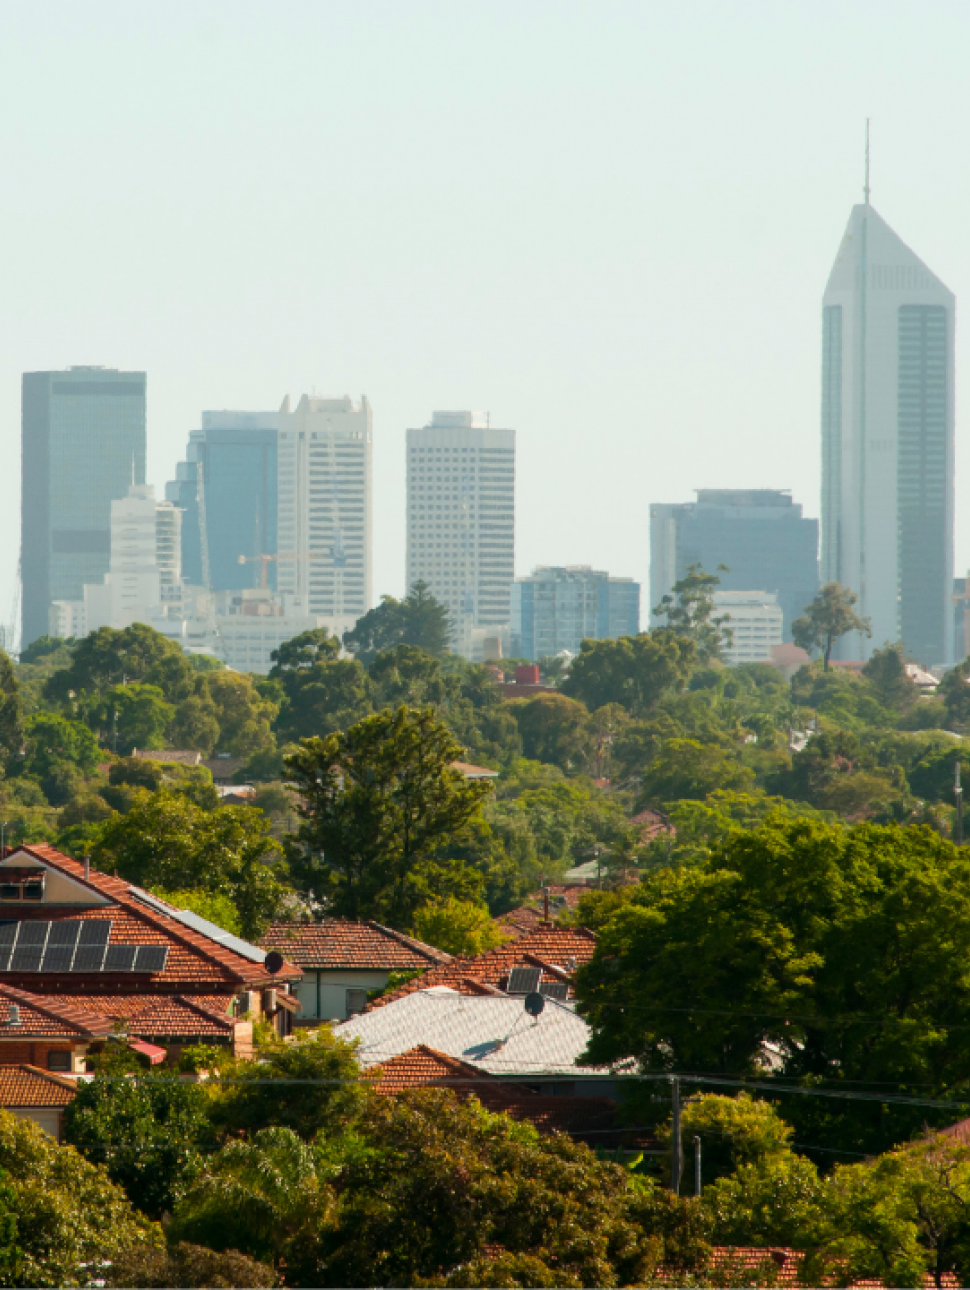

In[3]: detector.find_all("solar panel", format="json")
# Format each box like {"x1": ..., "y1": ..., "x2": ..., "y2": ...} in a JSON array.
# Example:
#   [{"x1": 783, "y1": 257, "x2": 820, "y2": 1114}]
[
  {"x1": 0, "y1": 949, "x2": 13, "y2": 972},
  {"x1": 104, "y1": 945, "x2": 136, "y2": 972},
  {"x1": 47, "y1": 923, "x2": 81, "y2": 947},
  {"x1": 507, "y1": 966, "x2": 542, "y2": 995},
  {"x1": 41, "y1": 945, "x2": 75, "y2": 972},
  {"x1": 133, "y1": 946, "x2": 168, "y2": 973},
  {"x1": 130, "y1": 890, "x2": 266, "y2": 963},
  {"x1": 9, "y1": 947, "x2": 43, "y2": 972},
  {"x1": 17, "y1": 922, "x2": 49, "y2": 946},
  {"x1": 0, "y1": 924, "x2": 18, "y2": 947},
  {"x1": 78, "y1": 921, "x2": 111, "y2": 945},
  {"x1": 540, "y1": 981, "x2": 570, "y2": 1001},
  {"x1": 71, "y1": 945, "x2": 106, "y2": 972}
]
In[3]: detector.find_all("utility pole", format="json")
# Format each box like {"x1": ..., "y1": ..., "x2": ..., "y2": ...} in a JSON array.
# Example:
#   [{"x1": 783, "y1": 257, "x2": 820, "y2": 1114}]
[
  {"x1": 670, "y1": 1076, "x2": 682, "y2": 1195},
  {"x1": 956, "y1": 759, "x2": 964, "y2": 846},
  {"x1": 694, "y1": 1135, "x2": 702, "y2": 1196}
]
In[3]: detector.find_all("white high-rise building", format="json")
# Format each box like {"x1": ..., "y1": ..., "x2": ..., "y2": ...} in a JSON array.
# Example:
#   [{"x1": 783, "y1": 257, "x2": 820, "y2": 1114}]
[
  {"x1": 276, "y1": 395, "x2": 372, "y2": 639},
  {"x1": 822, "y1": 199, "x2": 955, "y2": 666},
  {"x1": 713, "y1": 590, "x2": 783, "y2": 667},
  {"x1": 406, "y1": 411, "x2": 515, "y2": 659}
]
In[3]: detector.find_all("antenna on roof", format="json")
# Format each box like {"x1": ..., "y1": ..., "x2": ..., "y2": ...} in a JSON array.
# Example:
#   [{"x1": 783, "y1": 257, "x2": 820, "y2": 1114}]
[{"x1": 864, "y1": 118, "x2": 871, "y2": 205}]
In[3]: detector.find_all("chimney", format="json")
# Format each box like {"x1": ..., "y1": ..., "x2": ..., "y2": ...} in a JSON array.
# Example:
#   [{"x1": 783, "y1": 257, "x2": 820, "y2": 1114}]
[
  {"x1": 8, "y1": 1005, "x2": 20, "y2": 1028},
  {"x1": 83, "y1": 856, "x2": 90, "y2": 882},
  {"x1": 543, "y1": 886, "x2": 550, "y2": 921}
]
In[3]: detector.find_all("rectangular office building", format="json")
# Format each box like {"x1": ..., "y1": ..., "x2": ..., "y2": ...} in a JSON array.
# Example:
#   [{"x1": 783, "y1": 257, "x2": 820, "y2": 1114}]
[
  {"x1": 21, "y1": 367, "x2": 146, "y2": 647},
  {"x1": 511, "y1": 566, "x2": 640, "y2": 660}
]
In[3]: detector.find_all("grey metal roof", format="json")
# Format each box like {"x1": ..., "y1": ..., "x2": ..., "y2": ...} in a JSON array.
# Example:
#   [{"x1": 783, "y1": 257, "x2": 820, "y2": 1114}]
[{"x1": 334, "y1": 987, "x2": 602, "y2": 1077}]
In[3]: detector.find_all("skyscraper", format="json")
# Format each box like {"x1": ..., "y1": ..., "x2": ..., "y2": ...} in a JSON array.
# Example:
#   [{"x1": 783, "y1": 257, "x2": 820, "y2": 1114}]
[
  {"x1": 406, "y1": 412, "x2": 515, "y2": 659},
  {"x1": 21, "y1": 367, "x2": 146, "y2": 647},
  {"x1": 165, "y1": 411, "x2": 278, "y2": 593},
  {"x1": 821, "y1": 200, "x2": 955, "y2": 665},
  {"x1": 276, "y1": 395, "x2": 372, "y2": 636},
  {"x1": 511, "y1": 566, "x2": 639, "y2": 660},
  {"x1": 650, "y1": 490, "x2": 818, "y2": 640}
]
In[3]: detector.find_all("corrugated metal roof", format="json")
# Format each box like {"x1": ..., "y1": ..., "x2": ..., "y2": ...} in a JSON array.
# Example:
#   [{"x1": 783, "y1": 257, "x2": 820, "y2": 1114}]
[{"x1": 335, "y1": 988, "x2": 602, "y2": 1078}]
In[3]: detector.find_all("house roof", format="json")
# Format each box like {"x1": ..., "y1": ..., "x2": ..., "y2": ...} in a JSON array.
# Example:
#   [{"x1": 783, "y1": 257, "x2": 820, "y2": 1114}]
[
  {"x1": 495, "y1": 885, "x2": 591, "y2": 937},
  {"x1": 0, "y1": 984, "x2": 115, "y2": 1039},
  {"x1": 664, "y1": 1247, "x2": 962, "y2": 1289},
  {"x1": 260, "y1": 920, "x2": 451, "y2": 971},
  {"x1": 0, "y1": 845, "x2": 301, "y2": 991},
  {"x1": 132, "y1": 749, "x2": 203, "y2": 765},
  {"x1": 451, "y1": 761, "x2": 499, "y2": 779},
  {"x1": 365, "y1": 925, "x2": 598, "y2": 1010},
  {"x1": 336, "y1": 989, "x2": 601, "y2": 1078},
  {"x1": 0, "y1": 1065, "x2": 78, "y2": 1108}
]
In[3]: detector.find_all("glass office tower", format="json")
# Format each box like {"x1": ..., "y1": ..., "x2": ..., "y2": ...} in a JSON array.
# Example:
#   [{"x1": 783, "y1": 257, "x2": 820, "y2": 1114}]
[
  {"x1": 511, "y1": 566, "x2": 640, "y2": 660},
  {"x1": 21, "y1": 368, "x2": 146, "y2": 647}
]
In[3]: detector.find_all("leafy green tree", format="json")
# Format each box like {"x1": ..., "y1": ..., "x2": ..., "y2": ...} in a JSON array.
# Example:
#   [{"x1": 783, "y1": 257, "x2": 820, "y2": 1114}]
[
  {"x1": 20, "y1": 712, "x2": 102, "y2": 805},
  {"x1": 271, "y1": 631, "x2": 372, "y2": 742},
  {"x1": 63, "y1": 1056, "x2": 214, "y2": 1218},
  {"x1": 792, "y1": 582, "x2": 871, "y2": 670},
  {"x1": 940, "y1": 658, "x2": 970, "y2": 730},
  {"x1": 577, "y1": 815, "x2": 970, "y2": 1156},
  {"x1": 411, "y1": 896, "x2": 508, "y2": 956},
  {"x1": 91, "y1": 789, "x2": 289, "y2": 938},
  {"x1": 149, "y1": 886, "x2": 244, "y2": 936},
  {"x1": 45, "y1": 622, "x2": 195, "y2": 704},
  {"x1": 637, "y1": 737, "x2": 755, "y2": 808},
  {"x1": 91, "y1": 682, "x2": 175, "y2": 755},
  {"x1": 703, "y1": 1151, "x2": 824, "y2": 1250},
  {"x1": 659, "y1": 1093, "x2": 794, "y2": 1185},
  {"x1": 508, "y1": 692, "x2": 591, "y2": 772},
  {"x1": 653, "y1": 563, "x2": 732, "y2": 663},
  {"x1": 165, "y1": 686, "x2": 221, "y2": 754},
  {"x1": 0, "y1": 1107, "x2": 162, "y2": 1287},
  {"x1": 771, "y1": 728, "x2": 906, "y2": 818},
  {"x1": 105, "y1": 1241, "x2": 274, "y2": 1289},
  {"x1": 368, "y1": 643, "x2": 454, "y2": 710},
  {"x1": 285, "y1": 706, "x2": 495, "y2": 924},
  {"x1": 344, "y1": 580, "x2": 452, "y2": 662},
  {"x1": 0, "y1": 652, "x2": 23, "y2": 773},
  {"x1": 562, "y1": 630, "x2": 696, "y2": 717},
  {"x1": 908, "y1": 744, "x2": 970, "y2": 809},
  {"x1": 863, "y1": 643, "x2": 920, "y2": 715},
  {"x1": 18, "y1": 634, "x2": 72, "y2": 667},
  {"x1": 206, "y1": 670, "x2": 277, "y2": 757}
]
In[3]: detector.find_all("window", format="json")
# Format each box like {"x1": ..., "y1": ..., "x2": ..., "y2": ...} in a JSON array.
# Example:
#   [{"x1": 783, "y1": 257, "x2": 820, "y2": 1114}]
[
  {"x1": 345, "y1": 988, "x2": 368, "y2": 1018},
  {"x1": 47, "y1": 1051, "x2": 71, "y2": 1072},
  {"x1": 0, "y1": 869, "x2": 45, "y2": 903}
]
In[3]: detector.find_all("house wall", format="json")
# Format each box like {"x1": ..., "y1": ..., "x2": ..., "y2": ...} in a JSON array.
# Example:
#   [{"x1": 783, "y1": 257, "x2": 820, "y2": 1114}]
[
  {"x1": 0, "y1": 1041, "x2": 86, "y2": 1072},
  {"x1": 8, "y1": 1107, "x2": 63, "y2": 1140},
  {"x1": 294, "y1": 969, "x2": 393, "y2": 1022}
]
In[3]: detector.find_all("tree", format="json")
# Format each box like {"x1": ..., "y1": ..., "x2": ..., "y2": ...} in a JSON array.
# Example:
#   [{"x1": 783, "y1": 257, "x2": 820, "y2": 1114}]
[
  {"x1": 271, "y1": 637, "x2": 372, "y2": 742},
  {"x1": 863, "y1": 643, "x2": 920, "y2": 715},
  {"x1": 205, "y1": 670, "x2": 277, "y2": 757},
  {"x1": 0, "y1": 1107, "x2": 162, "y2": 1287},
  {"x1": 659, "y1": 1093, "x2": 795, "y2": 1185},
  {"x1": 105, "y1": 1242, "x2": 274, "y2": 1289},
  {"x1": 90, "y1": 683, "x2": 175, "y2": 755},
  {"x1": 91, "y1": 789, "x2": 289, "y2": 938},
  {"x1": 20, "y1": 712, "x2": 102, "y2": 805},
  {"x1": 63, "y1": 1054, "x2": 214, "y2": 1218},
  {"x1": 703, "y1": 1151, "x2": 824, "y2": 1251},
  {"x1": 508, "y1": 692, "x2": 591, "y2": 772},
  {"x1": 0, "y1": 652, "x2": 23, "y2": 773},
  {"x1": 575, "y1": 815, "x2": 970, "y2": 1156},
  {"x1": 166, "y1": 687, "x2": 221, "y2": 754},
  {"x1": 792, "y1": 582, "x2": 871, "y2": 670},
  {"x1": 284, "y1": 706, "x2": 495, "y2": 925},
  {"x1": 637, "y1": 737, "x2": 755, "y2": 807},
  {"x1": 344, "y1": 580, "x2": 452, "y2": 663},
  {"x1": 368, "y1": 644, "x2": 454, "y2": 710},
  {"x1": 561, "y1": 630, "x2": 696, "y2": 717},
  {"x1": 44, "y1": 622, "x2": 195, "y2": 704},
  {"x1": 411, "y1": 896, "x2": 508, "y2": 956},
  {"x1": 653, "y1": 563, "x2": 732, "y2": 663}
]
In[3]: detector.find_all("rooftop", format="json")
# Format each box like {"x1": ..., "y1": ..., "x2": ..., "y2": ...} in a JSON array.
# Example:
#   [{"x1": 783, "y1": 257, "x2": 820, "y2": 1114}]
[{"x1": 260, "y1": 920, "x2": 451, "y2": 971}]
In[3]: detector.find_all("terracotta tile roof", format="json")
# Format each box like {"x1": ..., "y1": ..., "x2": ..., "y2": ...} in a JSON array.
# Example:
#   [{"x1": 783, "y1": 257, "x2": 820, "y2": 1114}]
[
  {"x1": 665, "y1": 1248, "x2": 962, "y2": 1289},
  {"x1": 0, "y1": 984, "x2": 115, "y2": 1039},
  {"x1": 260, "y1": 920, "x2": 451, "y2": 970},
  {"x1": 2, "y1": 845, "x2": 300, "y2": 990},
  {"x1": 451, "y1": 761, "x2": 499, "y2": 779},
  {"x1": 132, "y1": 749, "x2": 202, "y2": 765},
  {"x1": 371, "y1": 1045, "x2": 627, "y2": 1143},
  {"x1": 365, "y1": 926, "x2": 597, "y2": 1011},
  {"x1": 0, "y1": 1065, "x2": 77, "y2": 1108},
  {"x1": 629, "y1": 808, "x2": 674, "y2": 842},
  {"x1": 495, "y1": 884, "x2": 591, "y2": 937}
]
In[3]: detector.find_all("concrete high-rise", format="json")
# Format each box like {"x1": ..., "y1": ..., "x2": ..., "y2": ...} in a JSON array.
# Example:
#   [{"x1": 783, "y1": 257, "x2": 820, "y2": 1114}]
[
  {"x1": 406, "y1": 412, "x2": 515, "y2": 659},
  {"x1": 276, "y1": 395, "x2": 372, "y2": 638},
  {"x1": 650, "y1": 490, "x2": 818, "y2": 640},
  {"x1": 821, "y1": 201, "x2": 955, "y2": 666},
  {"x1": 511, "y1": 566, "x2": 639, "y2": 660},
  {"x1": 166, "y1": 411, "x2": 278, "y2": 594},
  {"x1": 21, "y1": 367, "x2": 146, "y2": 647}
]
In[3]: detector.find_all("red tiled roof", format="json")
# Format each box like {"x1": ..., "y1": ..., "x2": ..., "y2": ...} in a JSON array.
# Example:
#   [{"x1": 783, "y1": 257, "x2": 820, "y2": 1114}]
[
  {"x1": 365, "y1": 925, "x2": 597, "y2": 1011},
  {"x1": 451, "y1": 761, "x2": 499, "y2": 779},
  {"x1": 0, "y1": 1065, "x2": 77, "y2": 1108},
  {"x1": 2, "y1": 845, "x2": 301, "y2": 991},
  {"x1": 0, "y1": 984, "x2": 115, "y2": 1039},
  {"x1": 495, "y1": 884, "x2": 591, "y2": 938},
  {"x1": 629, "y1": 808, "x2": 674, "y2": 842},
  {"x1": 132, "y1": 749, "x2": 202, "y2": 765},
  {"x1": 260, "y1": 920, "x2": 451, "y2": 970}
]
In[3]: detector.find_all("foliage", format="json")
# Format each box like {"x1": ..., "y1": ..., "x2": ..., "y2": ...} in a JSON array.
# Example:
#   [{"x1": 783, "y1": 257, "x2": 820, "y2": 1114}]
[
  {"x1": 702, "y1": 1150, "x2": 824, "y2": 1250},
  {"x1": 344, "y1": 580, "x2": 452, "y2": 663},
  {"x1": 653, "y1": 563, "x2": 732, "y2": 663},
  {"x1": 862, "y1": 643, "x2": 920, "y2": 716},
  {"x1": 637, "y1": 737, "x2": 755, "y2": 808},
  {"x1": 791, "y1": 582, "x2": 871, "y2": 670},
  {"x1": 659, "y1": 1093, "x2": 794, "y2": 1184},
  {"x1": 63, "y1": 1060, "x2": 214, "y2": 1218},
  {"x1": 284, "y1": 707, "x2": 494, "y2": 925},
  {"x1": 104, "y1": 1241, "x2": 275, "y2": 1289},
  {"x1": 91, "y1": 789, "x2": 289, "y2": 938},
  {"x1": 0, "y1": 652, "x2": 23, "y2": 774},
  {"x1": 561, "y1": 629, "x2": 695, "y2": 717},
  {"x1": 44, "y1": 622, "x2": 195, "y2": 705},
  {"x1": 149, "y1": 886, "x2": 244, "y2": 936},
  {"x1": 205, "y1": 670, "x2": 277, "y2": 757},
  {"x1": 576, "y1": 814, "x2": 970, "y2": 1156},
  {"x1": 272, "y1": 641, "x2": 373, "y2": 742},
  {"x1": 411, "y1": 896, "x2": 508, "y2": 956},
  {"x1": 19, "y1": 713, "x2": 101, "y2": 805},
  {"x1": 508, "y1": 693, "x2": 592, "y2": 773},
  {"x1": 89, "y1": 682, "x2": 175, "y2": 755}
]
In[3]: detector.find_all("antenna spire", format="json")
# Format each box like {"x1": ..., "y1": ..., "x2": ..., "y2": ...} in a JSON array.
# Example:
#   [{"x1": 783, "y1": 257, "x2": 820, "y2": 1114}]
[{"x1": 864, "y1": 118, "x2": 871, "y2": 205}]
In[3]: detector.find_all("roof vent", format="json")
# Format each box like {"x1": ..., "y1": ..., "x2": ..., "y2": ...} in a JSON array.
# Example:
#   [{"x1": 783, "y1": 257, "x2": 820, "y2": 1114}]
[{"x1": 7, "y1": 1004, "x2": 19, "y2": 1027}]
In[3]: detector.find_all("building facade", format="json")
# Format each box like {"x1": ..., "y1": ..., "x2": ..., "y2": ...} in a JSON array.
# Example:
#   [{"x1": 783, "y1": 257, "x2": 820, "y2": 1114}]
[
  {"x1": 276, "y1": 395, "x2": 372, "y2": 640},
  {"x1": 165, "y1": 410, "x2": 279, "y2": 594},
  {"x1": 650, "y1": 490, "x2": 818, "y2": 641},
  {"x1": 511, "y1": 566, "x2": 640, "y2": 660},
  {"x1": 821, "y1": 202, "x2": 955, "y2": 667},
  {"x1": 406, "y1": 412, "x2": 515, "y2": 659},
  {"x1": 21, "y1": 368, "x2": 147, "y2": 647},
  {"x1": 713, "y1": 590, "x2": 784, "y2": 666}
]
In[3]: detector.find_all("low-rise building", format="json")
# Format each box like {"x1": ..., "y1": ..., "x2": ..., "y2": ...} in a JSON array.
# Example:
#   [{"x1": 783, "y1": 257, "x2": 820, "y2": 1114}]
[{"x1": 714, "y1": 590, "x2": 784, "y2": 666}]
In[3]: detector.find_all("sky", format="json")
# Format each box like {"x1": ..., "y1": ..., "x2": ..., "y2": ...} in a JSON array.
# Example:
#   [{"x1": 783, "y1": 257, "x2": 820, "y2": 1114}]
[{"x1": 2, "y1": 0, "x2": 970, "y2": 637}]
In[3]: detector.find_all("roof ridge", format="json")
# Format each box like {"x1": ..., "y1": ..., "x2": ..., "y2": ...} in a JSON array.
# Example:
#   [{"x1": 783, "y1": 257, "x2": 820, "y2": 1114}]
[
  {"x1": 0, "y1": 983, "x2": 115, "y2": 1036},
  {"x1": 366, "y1": 920, "x2": 453, "y2": 965},
  {"x1": 12, "y1": 1063, "x2": 79, "y2": 1092}
]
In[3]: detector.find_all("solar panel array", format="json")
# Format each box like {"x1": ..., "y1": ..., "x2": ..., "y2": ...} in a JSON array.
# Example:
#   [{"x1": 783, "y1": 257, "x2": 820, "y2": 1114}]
[
  {"x1": 507, "y1": 966, "x2": 542, "y2": 995},
  {"x1": 131, "y1": 889, "x2": 267, "y2": 963},
  {"x1": 539, "y1": 981, "x2": 570, "y2": 1001},
  {"x1": 0, "y1": 921, "x2": 168, "y2": 974}
]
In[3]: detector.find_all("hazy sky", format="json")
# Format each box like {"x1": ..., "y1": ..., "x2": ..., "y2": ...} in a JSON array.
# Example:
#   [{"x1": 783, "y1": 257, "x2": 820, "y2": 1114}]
[{"x1": 2, "y1": 1, "x2": 970, "y2": 630}]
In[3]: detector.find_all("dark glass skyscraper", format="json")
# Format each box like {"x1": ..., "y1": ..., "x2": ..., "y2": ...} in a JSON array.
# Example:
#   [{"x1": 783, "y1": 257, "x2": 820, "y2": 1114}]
[
  {"x1": 650, "y1": 490, "x2": 819, "y2": 641},
  {"x1": 21, "y1": 368, "x2": 146, "y2": 647},
  {"x1": 166, "y1": 411, "x2": 278, "y2": 593}
]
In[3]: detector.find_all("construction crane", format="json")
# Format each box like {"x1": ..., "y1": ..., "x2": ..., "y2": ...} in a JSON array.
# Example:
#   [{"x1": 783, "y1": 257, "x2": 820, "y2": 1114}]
[{"x1": 237, "y1": 552, "x2": 329, "y2": 591}]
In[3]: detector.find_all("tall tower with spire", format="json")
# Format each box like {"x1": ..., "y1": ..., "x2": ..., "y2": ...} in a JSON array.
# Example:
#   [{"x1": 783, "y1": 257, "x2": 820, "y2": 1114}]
[{"x1": 821, "y1": 179, "x2": 955, "y2": 666}]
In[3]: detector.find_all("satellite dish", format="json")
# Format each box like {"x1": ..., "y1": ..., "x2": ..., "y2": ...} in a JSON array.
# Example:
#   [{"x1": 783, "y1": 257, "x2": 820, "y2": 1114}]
[
  {"x1": 524, "y1": 991, "x2": 545, "y2": 1017},
  {"x1": 264, "y1": 950, "x2": 284, "y2": 975}
]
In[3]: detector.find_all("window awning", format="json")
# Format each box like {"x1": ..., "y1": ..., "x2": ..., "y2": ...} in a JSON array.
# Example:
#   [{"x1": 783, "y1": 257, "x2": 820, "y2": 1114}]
[{"x1": 127, "y1": 1039, "x2": 166, "y2": 1065}]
